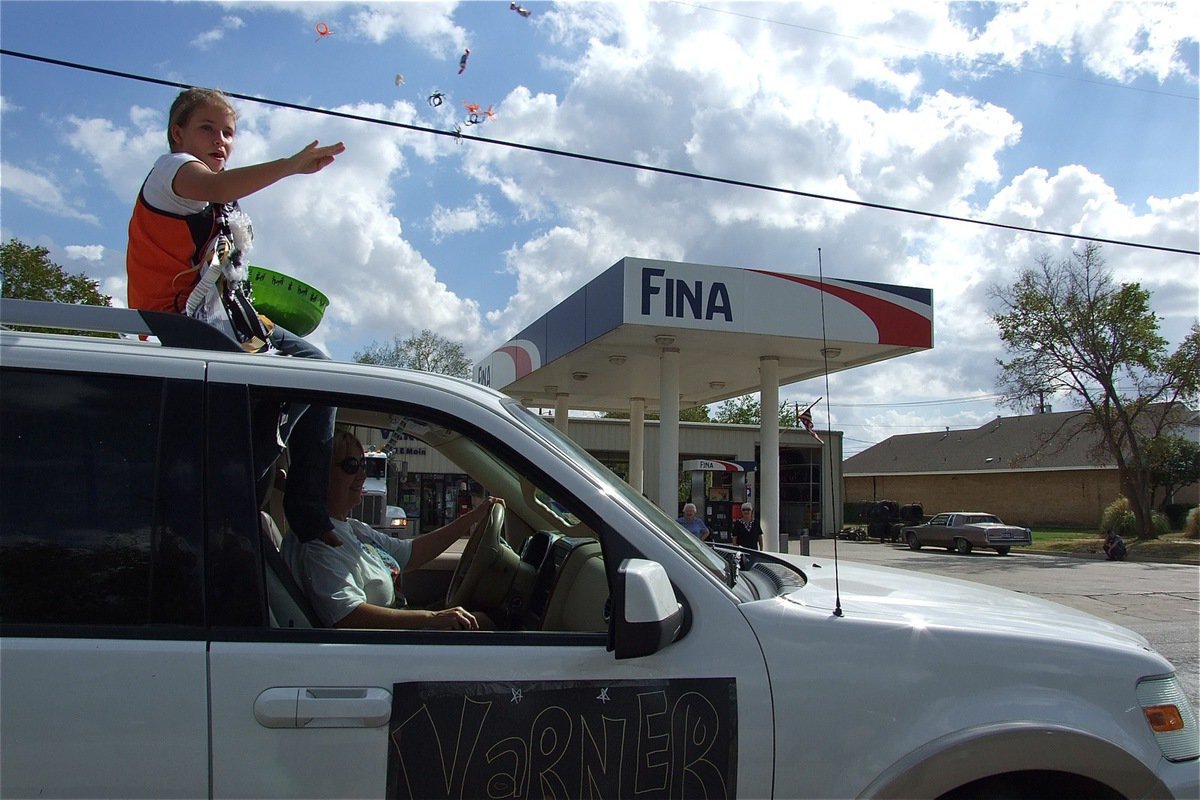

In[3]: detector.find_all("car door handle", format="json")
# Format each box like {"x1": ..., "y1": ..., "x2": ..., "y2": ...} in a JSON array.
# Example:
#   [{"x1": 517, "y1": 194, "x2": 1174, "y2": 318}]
[{"x1": 254, "y1": 687, "x2": 393, "y2": 729}]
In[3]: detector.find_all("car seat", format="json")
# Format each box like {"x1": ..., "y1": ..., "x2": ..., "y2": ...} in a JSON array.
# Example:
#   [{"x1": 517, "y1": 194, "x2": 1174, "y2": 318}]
[{"x1": 259, "y1": 511, "x2": 320, "y2": 628}]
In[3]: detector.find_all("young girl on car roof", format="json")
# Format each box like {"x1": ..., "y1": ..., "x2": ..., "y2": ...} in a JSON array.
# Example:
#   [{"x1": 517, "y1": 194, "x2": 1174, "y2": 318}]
[
  {"x1": 126, "y1": 87, "x2": 343, "y2": 335},
  {"x1": 126, "y1": 87, "x2": 346, "y2": 547}
]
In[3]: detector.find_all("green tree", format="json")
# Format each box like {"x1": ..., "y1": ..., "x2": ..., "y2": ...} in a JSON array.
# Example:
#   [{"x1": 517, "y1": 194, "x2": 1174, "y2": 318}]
[
  {"x1": 354, "y1": 329, "x2": 471, "y2": 378},
  {"x1": 713, "y1": 394, "x2": 760, "y2": 424},
  {"x1": 991, "y1": 243, "x2": 1200, "y2": 538},
  {"x1": 603, "y1": 405, "x2": 711, "y2": 422},
  {"x1": 1146, "y1": 434, "x2": 1200, "y2": 511},
  {"x1": 712, "y1": 394, "x2": 800, "y2": 426},
  {"x1": 1, "y1": 239, "x2": 111, "y2": 305}
]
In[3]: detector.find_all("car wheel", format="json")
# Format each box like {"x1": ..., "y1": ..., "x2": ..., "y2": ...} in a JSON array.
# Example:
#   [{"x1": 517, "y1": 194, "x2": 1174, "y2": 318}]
[
  {"x1": 994, "y1": 546, "x2": 1011, "y2": 556},
  {"x1": 954, "y1": 538, "x2": 973, "y2": 555},
  {"x1": 907, "y1": 532, "x2": 922, "y2": 551}
]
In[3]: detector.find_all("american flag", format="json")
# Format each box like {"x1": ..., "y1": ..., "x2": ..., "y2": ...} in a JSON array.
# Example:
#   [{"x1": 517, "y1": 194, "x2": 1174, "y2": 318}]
[{"x1": 798, "y1": 400, "x2": 823, "y2": 444}]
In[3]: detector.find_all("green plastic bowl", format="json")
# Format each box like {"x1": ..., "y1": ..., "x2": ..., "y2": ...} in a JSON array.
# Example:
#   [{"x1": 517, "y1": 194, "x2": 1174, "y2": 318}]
[{"x1": 248, "y1": 266, "x2": 329, "y2": 337}]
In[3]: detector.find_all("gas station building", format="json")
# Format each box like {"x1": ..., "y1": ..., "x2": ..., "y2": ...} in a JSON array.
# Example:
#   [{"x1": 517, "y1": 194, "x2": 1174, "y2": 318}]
[{"x1": 471, "y1": 257, "x2": 934, "y2": 551}]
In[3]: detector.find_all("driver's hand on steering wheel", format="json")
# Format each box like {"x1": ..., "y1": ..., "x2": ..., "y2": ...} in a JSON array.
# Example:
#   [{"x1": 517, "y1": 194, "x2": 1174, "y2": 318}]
[
  {"x1": 428, "y1": 606, "x2": 479, "y2": 630},
  {"x1": 468, "y1": 495, "x2": 505, "y2": 527}
]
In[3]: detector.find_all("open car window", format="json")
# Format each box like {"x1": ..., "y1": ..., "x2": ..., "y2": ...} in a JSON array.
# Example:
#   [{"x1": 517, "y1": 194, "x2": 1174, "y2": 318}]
[{"x1": 255, "y1": 396, "x2": 609, "y2": 633}]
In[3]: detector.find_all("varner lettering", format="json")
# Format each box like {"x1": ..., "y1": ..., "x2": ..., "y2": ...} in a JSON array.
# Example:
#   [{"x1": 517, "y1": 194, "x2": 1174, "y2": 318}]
[
  {"x1": 385, "y1": 679, "x2": 737, "y2": 800},
  {"x1": 641, "y1": 268, "x2": 733, "y2": 322}
]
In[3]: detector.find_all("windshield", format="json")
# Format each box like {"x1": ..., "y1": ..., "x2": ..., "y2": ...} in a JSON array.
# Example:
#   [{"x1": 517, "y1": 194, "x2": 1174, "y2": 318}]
[
  {"x1": 363, "y1": 455, "x2": 387, "y2": 480},
  {"x1": 504, "y1": 401, "x2": 729, "y2": 579}
]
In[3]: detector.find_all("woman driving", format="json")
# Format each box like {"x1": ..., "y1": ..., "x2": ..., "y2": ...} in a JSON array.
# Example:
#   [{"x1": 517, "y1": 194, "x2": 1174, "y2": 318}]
[{"x1": 284, "y1": 428, "x2": 498, "y2": 630}]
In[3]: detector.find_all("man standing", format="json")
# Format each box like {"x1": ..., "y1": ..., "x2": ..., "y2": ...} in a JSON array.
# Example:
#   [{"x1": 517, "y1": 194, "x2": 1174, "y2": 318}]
[
  {"x1": 733, "y1": 502, "x2": 763, "y2": 550},
  {"x1": 676, "y1": 502, "x2": 711, "y2": 542}
]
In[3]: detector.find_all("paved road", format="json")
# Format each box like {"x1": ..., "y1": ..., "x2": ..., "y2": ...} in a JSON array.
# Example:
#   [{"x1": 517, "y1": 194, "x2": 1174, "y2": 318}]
[{"x1": 784, "y1": 537, "x2": 1200, "y2": 709}]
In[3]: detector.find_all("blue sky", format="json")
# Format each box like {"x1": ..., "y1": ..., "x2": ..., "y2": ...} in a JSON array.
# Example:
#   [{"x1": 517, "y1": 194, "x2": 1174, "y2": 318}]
[{"x1": 2, "y1": 1, "x2": 1197, "y2": 455}]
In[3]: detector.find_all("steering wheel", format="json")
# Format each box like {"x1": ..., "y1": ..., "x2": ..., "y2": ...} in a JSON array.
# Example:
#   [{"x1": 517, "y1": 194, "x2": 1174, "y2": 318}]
[{"x1": 446, "y1": 502, "x2": 506, "y2": 609}]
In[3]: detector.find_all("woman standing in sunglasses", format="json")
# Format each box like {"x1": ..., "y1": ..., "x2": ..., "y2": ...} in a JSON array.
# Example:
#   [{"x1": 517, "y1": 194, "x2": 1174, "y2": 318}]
[{"x1": 284, "y1": 429, "x2": 496, "y2": 630}]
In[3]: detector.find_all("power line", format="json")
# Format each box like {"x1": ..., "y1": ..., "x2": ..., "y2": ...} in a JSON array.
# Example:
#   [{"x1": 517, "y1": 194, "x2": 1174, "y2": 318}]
[
  {"x1": 830, "y1": 394, "x2": 1003, "y2": 408},
  {"x1": 837, "y1": 421, "x2": 986, "y2": 430},
  {"x1": 3, "y1": 48, "x2": 1196, "y2": 257}
]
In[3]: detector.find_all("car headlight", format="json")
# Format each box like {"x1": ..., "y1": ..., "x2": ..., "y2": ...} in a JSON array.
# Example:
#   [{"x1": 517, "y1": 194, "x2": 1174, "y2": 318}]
[
  {"x1": 390, "y1": 517, "x2": 406, "y2": 528},
  {"x1": 1137, "y1": 674, "x2": 1199, "y2": 762}
]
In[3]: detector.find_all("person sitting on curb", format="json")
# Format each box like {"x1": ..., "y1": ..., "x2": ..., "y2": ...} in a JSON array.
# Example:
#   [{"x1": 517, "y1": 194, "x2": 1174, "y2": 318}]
[{"x1": 1102, "y1": 529, "x2": 1127, "y2": 561}]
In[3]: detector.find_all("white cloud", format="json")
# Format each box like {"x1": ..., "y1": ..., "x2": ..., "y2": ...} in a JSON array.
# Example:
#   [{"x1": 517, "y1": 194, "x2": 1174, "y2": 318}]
[
  {"x1": 960, "y1": 1, "x2": 1196, "y2": 83},
  {"x1": 101, "y1": 274, "x2": 128, "y2": 309},
  {"x1": 191, "y1": 15, "x2": 245, "y2": 50},
  {"x1": 484, "y1": 208, "x2": 685, "y2": 345},
  {"x1": 64, "y1": 244, "x2": 104, "y2": 261},
  {"x1": 429, "y1": 194, "x2": 499, "y2": 241},
  {"x1": 470, "y1": 5, "x2": 1037, "y2": 334},
  {"x1": 0, "y1": 162, "x2": 99, "y2": 223},
  {"x1": 350, "y1": 3, "x2": 466, "y2": 54},
  {"x1": 65, "y1": 109, "x2": 162, "y2": 202}
]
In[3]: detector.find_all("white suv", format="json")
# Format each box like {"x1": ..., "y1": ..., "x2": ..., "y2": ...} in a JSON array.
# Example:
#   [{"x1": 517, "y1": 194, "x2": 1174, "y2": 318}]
[{"x1": 2, "y1": 298, "x2": 1196, "y2": 799}]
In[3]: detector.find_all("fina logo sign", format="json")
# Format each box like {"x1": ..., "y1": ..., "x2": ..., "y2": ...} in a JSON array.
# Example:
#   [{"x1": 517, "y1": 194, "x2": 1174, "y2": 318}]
[
  {"x1": 475, "y1": 339, "x2": 540, "y2": 389},
  {"x1": 640, "y1": 267, "x2": 733, "y2": 322}
]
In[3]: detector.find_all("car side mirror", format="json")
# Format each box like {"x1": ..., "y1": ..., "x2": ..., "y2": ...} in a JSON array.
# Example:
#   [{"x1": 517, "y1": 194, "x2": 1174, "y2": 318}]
[{"x1": 608, "y1": 558, "x2": 683, "y2": 659}]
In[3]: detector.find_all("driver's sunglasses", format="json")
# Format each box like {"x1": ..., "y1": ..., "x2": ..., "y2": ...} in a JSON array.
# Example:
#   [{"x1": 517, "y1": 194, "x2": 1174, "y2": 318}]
[{"x1": 337, "y1": 457, "x2": 367, "y2": 475}]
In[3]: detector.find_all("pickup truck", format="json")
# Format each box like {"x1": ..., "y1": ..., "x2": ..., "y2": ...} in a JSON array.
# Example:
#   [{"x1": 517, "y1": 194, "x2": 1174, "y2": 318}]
[
  {"x1": 1, "y1": 300, "x2": 1195, "y2": 800},
  {"x1": 903, "y1": 511, "x2": 1034, "y2": 555}
]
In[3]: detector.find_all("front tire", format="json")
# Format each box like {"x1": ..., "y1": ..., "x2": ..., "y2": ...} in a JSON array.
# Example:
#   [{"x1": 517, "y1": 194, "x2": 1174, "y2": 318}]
[
  {"x1": 954, "y1": 538, "x2": 972, "y2": 555},
  {"x1": 907, "y1": 532, "x2": 922, "y2": 551},
  {"x1": 937, "y1": 770, "x2": 1123, "y2": 800},
  {"x1": 994, "y1": 546, "x2": 1011, "y2": 556}
]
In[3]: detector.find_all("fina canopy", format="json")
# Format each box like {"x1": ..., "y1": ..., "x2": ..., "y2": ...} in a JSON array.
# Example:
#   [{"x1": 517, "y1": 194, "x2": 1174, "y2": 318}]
[{"x1": 475, "y1": 257, "x2": 933, "y2": 412}]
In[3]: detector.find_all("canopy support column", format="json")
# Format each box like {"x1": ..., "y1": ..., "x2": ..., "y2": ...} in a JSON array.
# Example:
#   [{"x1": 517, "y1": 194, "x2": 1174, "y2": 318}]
[
  {"x1": 554, "y1": 392, "x2": 570, "y2": 435},
  {"x1": 760, "y1": 357, "x2": 780, "y2": 553},
  {"x1": 657, "y1": 345, "x2": 680, "y2": 514},
  {"x1": 629, "y1": 397, "x2": 645, "y2": 493}
]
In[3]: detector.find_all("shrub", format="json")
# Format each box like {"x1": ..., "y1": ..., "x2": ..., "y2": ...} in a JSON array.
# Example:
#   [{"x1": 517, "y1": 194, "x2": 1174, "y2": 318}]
[
  {"x1": 1101, "y1": 497, "x2": 1136, "y2": 536},
  {"x1": 1100, "y1": 496, "x2": 1170, "y2": 538},
  {"x1": 1185, "y1": 507, "x2": 1200, "y2": 540}
]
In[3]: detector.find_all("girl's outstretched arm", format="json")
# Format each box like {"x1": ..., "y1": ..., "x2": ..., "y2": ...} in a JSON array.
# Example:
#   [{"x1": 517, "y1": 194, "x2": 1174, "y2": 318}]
[{"x1": 173, "y1": 140, "x2": 345, "y2": 205}]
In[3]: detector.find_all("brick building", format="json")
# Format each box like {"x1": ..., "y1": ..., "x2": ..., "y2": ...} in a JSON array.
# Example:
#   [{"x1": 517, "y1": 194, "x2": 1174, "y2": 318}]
[{"x1": 844, "y1": 408, "x2": 1199, "y2": 529}]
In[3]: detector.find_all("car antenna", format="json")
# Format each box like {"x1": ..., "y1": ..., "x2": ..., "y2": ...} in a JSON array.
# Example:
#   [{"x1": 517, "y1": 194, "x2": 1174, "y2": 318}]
[{"x1": 817, "y1": 247, "x2": 844, "y2": 617}]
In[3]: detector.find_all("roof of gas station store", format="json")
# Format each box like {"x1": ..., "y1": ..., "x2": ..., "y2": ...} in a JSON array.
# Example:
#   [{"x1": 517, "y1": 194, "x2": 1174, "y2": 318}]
[{"x1": 474, "y1": 257, "x2": 934, "y2": 412}]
